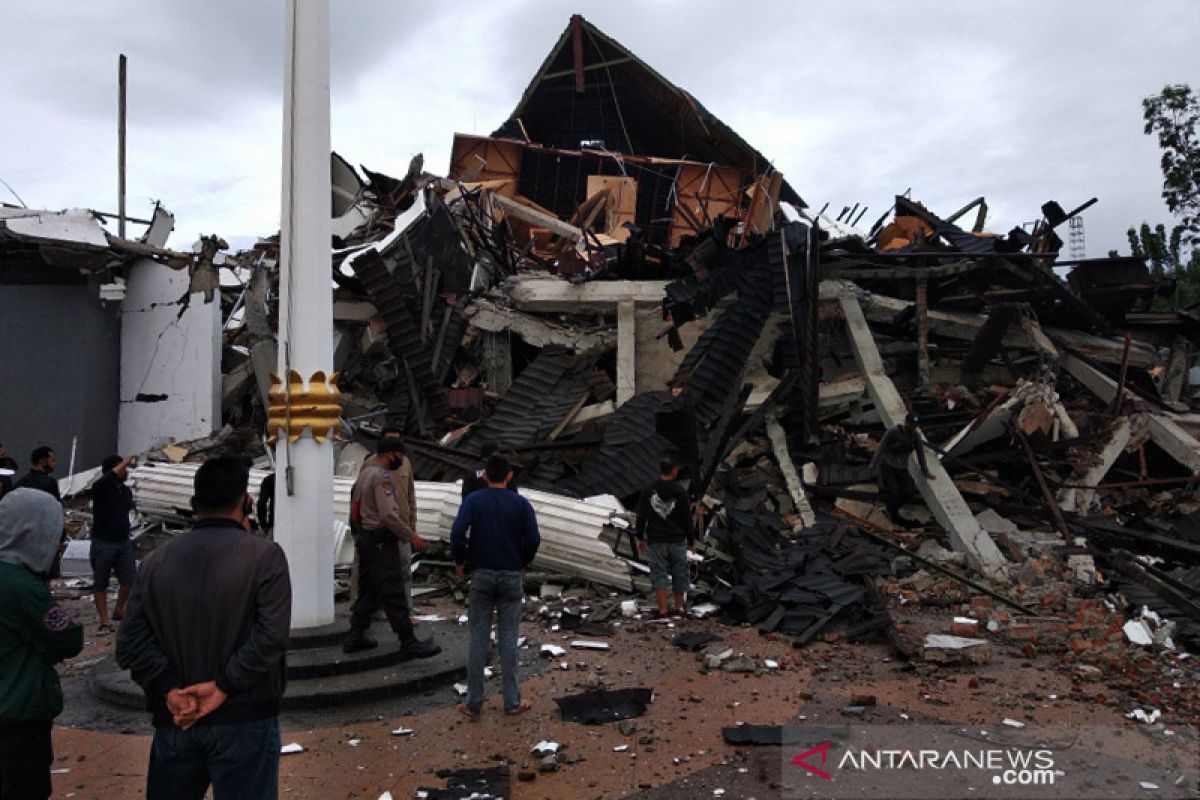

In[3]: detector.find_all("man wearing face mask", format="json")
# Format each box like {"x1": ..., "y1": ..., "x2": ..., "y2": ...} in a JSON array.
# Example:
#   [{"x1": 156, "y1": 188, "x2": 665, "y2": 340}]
[
  {"x1": 343, "y1": 438, "x2": 441, "y2": 659},
  {"x1": 116, "y1": 456, "x2": 292, "y2": 799},
  {"x1": 0, "y1": 488, "x2": 84, "y2": 799}
]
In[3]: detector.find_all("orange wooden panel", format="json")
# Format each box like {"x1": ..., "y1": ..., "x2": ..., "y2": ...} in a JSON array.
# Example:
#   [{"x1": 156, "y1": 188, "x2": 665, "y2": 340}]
[
  {"x1": 449, "y1": 134, "x2": 523, "y2": 183},
  {"x1": 587, "y1": 175, "x2": 638, "y2": 243},
  {"x1": 670, "y1": 163, "x2": 745, "y2": 246}
]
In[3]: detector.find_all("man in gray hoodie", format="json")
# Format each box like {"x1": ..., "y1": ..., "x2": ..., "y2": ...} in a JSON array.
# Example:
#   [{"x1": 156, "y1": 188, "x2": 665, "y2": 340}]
[{"x1": 0, "y1": 489, "x2": 84, "y2": 799}]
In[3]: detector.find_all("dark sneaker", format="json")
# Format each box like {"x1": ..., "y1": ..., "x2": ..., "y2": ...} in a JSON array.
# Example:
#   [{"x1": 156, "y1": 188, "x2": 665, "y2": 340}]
[
  {"x1": 343, "y1": 636, "x2": 379, "y2": 654},
  {"x1": 400, "y1": 638, "x2": 442, "y2": 659}
]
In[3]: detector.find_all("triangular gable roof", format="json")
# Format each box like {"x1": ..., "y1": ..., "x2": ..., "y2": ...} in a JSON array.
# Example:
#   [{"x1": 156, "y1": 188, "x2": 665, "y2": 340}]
[{"x1": 494, "y1": 15, "x2": 804, "y2": 207}]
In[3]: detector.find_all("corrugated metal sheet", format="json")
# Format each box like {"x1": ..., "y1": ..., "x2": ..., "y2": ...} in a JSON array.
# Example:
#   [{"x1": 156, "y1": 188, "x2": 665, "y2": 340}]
[
  {"x1": 469, "y1": 348, "x2": 589, "y2": 450},
  {"x1": 129, "y1": 462, "x2": 631, "y2": 589},
  {"x1": 351, "y1": 248, "x2": 451, "y2": 420},
  {"x1": 559, "y1": 392, "x2": 672, "y2": 500}
]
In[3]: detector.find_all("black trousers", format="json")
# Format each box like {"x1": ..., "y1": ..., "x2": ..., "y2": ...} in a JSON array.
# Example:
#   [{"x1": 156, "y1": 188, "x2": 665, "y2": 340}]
[
  {"x1": 349, "y1": 528, "x2": 413, "y2": 640},
  {"x1": 879, "y1": 465, "x2": 916, "y2": 522},
  {"x1": 0, "y1": 719, "x2": 52, "y2": 800}
]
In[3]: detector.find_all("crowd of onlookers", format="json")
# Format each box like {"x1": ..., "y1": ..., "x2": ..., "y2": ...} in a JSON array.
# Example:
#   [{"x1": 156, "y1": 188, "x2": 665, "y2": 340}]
[{"x1": 0, "y1": 435, "x2": 700, "y2": 798}]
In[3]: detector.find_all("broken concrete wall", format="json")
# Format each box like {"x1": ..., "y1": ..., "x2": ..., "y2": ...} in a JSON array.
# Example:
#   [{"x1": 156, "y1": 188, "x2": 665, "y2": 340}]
[
  {"x1": 118, "y1": 259, "x2": 220, "y2": 456},
  {"x1": 634, "y1": 306, "x2": 709, "y2": 397}
]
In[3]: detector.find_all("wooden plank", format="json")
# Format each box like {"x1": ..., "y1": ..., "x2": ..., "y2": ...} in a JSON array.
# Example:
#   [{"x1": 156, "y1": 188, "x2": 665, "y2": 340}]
[
  {"x1": 491, "y1": 193, "x2": 582, "y2": 242},
  {"x1": 547, "y1": 393, "x2": 591, "y2": 442}
]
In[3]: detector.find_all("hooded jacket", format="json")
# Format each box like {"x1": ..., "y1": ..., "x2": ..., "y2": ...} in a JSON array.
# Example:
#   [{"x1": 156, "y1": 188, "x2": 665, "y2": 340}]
[{"x1": 0, "y1": 489, "x2": 84, "y2": 725}]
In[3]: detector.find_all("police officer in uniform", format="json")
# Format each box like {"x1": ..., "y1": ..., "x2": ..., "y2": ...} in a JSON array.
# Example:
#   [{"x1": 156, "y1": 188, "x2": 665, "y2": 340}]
[{"x1": 343, "y1": 439, "x2": 441, "y2": 658}]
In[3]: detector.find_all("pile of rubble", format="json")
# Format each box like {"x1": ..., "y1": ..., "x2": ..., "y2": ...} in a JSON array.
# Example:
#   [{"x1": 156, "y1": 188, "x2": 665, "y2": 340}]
[{"x1": 57, "y1": 15, "x2": 1200, "y2": 720}]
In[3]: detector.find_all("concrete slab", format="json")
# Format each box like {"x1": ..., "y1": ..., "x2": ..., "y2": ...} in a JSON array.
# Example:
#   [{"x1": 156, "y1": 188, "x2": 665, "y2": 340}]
[
  {"x1": 1060, "y1": 353, "x2": 1200, "y2": 472},
  {"x1": 840, "y1": 292, "x2": 1008, "y2": 582}
]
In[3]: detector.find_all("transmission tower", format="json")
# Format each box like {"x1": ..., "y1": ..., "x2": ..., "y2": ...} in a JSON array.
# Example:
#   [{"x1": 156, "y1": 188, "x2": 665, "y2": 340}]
[{"x1": 1068, "y1": 216, "x2": 1086, "y2": 260}]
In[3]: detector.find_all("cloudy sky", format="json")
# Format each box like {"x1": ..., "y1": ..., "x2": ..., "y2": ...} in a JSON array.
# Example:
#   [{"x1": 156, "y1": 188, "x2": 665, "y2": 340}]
[{"x1": 2, "y1": 1, "x2": 1197, "y2": 258}]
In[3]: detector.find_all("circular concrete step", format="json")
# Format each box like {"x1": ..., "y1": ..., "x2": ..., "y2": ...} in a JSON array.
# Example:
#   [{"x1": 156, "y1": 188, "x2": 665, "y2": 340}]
[{"x1": 90, "y1": 622, "x2": 467, "y2": 711}]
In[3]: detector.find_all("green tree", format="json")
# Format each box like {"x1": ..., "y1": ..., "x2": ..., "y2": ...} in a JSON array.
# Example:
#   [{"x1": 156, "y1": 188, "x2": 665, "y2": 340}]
[
  {"x1": 1125, "y1": 222, "x2": 1183, "y2": 278},
  {"x1": 1110, "y1": 223, "x2": 1200, "y2": 308},
  {"x1": 1143, "y1": 84, "x2": 1200, "y2": 244},
  {"x1": 1110, "y1": 86, "x2": 1200, "y2": 308}
]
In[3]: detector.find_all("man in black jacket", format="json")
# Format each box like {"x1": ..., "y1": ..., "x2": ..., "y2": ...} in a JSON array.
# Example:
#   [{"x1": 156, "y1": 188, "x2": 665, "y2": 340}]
[
  {"x1": 635, "y1": 458, "x2": 695, "y2": 618},
  {"x1": 15, "y1": 447, "x2": 59, "y2": 501},
  {"x1": 116, "y1": 456, "x2": 292, "y2": 799},
  {"x1": 90, "y1": 455, "x2": 136, "y2": 634},
  {"x1": 871, "y1": 413, "x2": 935, "y2": 529}
]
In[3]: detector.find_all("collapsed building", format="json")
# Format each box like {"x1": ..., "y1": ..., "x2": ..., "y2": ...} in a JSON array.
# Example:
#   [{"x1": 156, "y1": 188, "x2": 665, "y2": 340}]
[
  {"x1": 0, "y1": 203, "x2": 224, "y2": 471},
  {"x1": 14, "y1": 16, "x2": 1200, "y2": 683}
]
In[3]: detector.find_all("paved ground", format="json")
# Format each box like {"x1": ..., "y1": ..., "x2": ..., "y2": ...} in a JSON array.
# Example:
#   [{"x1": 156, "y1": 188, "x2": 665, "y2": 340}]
[{"x1": 45, "y1": 587, "x2": 1200, "y2": 799}]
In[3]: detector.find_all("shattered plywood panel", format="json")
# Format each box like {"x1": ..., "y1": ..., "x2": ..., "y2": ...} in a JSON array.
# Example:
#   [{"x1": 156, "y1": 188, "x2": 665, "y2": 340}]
[
  {"x1": 670, "y1": 162, "x2": 743, "y2": 246},
  {"x1": 449, "y1": 134, "x2": 523, "y2": 184},
  {"x1": 586, "y1": 175, "x2": 637, "y2": 242}
]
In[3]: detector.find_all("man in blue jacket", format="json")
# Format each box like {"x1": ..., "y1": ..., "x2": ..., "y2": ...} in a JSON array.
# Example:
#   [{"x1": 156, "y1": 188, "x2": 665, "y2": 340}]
[
  {"x1": 0, "y1": 488, "x2": 84, "y2": 799},
  {"x1": 451, "y1": 455, "x2": 540, "y2": 718}
]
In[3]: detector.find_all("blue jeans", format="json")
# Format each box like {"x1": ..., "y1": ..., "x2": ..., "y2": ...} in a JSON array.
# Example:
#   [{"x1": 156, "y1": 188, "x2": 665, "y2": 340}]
[
  {"x1": 466, "y1": 568, "x2": 524, "y2": 713},
  {"x1": 147, "y1": 716, "x2": 280, "y2": 800}
]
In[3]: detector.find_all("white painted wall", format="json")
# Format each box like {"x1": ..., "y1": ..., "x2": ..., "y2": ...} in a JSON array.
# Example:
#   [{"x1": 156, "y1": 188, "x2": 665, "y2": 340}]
[{"x1": 118, "y1": 258, "x2": 220, "y2": 455}]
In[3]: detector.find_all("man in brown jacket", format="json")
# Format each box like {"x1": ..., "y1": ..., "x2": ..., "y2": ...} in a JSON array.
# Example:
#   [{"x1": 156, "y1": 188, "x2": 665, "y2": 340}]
[{"x1": 344, "y1": 438, "x2": 440, "y2": 659}]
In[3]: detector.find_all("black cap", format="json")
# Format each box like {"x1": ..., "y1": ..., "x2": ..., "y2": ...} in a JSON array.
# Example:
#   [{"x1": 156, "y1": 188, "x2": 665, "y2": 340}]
[
  {"x1": 904, "y1": 412, "x2": 919, "y2": 426},
  {"x1": 377, "y1": 438, "x2": 405, "y2": 455}
]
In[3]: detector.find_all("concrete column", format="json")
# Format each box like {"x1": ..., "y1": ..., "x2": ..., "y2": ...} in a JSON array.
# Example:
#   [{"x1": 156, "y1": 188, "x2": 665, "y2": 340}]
[
  {"x1": 275, "y1": 0, "x2": 335, "y2": 629},
  {"x1": 482, "y1": 331, "x2": 513, "y2": 395},
  {"x1": 916, "y1": 277, "x2": 931, "y2": 391},
  {"x1": 1057, "y1": 418, "x2": 1132, "y2": 513},
  {"x1": 616, "y1": 299, "x2": 637, "y2": 406}
]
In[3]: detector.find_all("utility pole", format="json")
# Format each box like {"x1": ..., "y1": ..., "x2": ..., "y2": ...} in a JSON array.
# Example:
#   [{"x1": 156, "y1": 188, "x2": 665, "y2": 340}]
[
  {"x1": 118, "y1": 53, "x2": 127, "y2": 239},
  {"x1": 271, "y1": 0, "x2": 337, "y2": 629}
]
